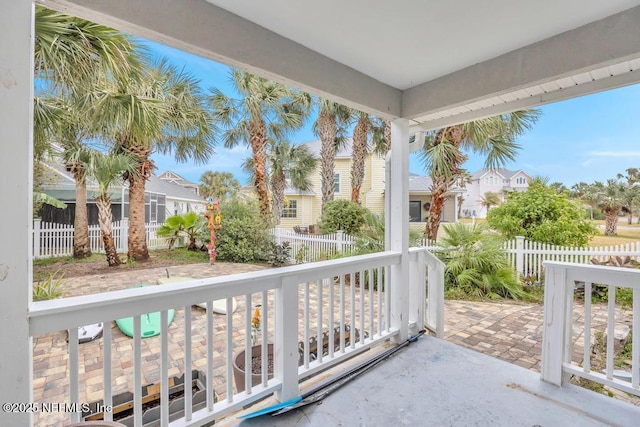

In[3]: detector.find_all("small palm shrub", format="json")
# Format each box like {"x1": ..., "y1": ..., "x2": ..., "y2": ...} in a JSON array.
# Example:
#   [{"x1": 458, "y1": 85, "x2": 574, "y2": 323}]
[
  {"x1": 436, "y1": 223, "x2": 524, "y2": 300},
  {"x1": 157, "y1": 212, "x2": 207, "y2": 250},
  {"x1": 354, "y1": 212, "x2": 424, "y2": 254},
  {"x1": 33, "y1": 270, "x2": 64, "y2": 301},
  {"x1": 266, "y1": 242, "x2": 291, "y2": 267},
  {"x1": 216, "y1": 198, "x2": 272, "y2": 263}
]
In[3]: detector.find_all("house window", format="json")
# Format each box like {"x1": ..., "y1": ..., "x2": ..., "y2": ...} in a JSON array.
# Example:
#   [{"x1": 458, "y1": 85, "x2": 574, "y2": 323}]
[
  {"x1": 409, "y1": 201, "x2": 421, "y2": 222},
  {"x1": 516, "y1": 177, "x2": 527, "y2": 185},
  {"x1": 485, "y1": 176, "x2": 497, "y2": 186},
  {"x1": 282, "y1": 199, "x2": 298, "y2": 218},
  {"x1": 334, "y1": 173, "x2": 340, "y2": 194}
]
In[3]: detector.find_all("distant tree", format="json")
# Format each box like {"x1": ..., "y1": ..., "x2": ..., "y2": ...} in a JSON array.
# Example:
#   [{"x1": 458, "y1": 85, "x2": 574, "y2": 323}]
[
  {"x1": 589, "y1": 179, "x2": 626, "y2": 236},
  {"x1": 456, "y1": 171, "x2": 473, "y2": 219},
  {"x1": 199, "y1": 171, "x2": 240, "y2": 201},
  {"x1": 487, "y1": 181, "x2": 597, "y2": 246},
  {"x1": 549, "y1": 182, "x2": 568, "y2": 194},
  {"x1": 350, "y1": 111, "x2": 387, "y2": 203},
  {"x1": 616, "y1": 168, "x2": 640, "y2": 224},
  {"x1": 479, "y1": 191, "x2": 501, "y2": 215}
]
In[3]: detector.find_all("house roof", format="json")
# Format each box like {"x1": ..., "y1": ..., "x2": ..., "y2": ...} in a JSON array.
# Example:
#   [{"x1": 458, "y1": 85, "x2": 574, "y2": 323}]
[
  {"x1": 157, "y1": 170, "x2": 199, "y2": 188},
  {"x1": 54, "y1": 1, "x2": 640, "y2": 131},
  {"x1": 472, "y1": 168, "x2": 530, "y2": 180},
  {"x1": 301, "y1": 139, "x2": 360, "y2": 159},
  {"x1": 40, "y1": 160, "x2": 205, "y2": 203},
  {"x1": 408, "y1": 175, "x2": 464, "y2": 194}
]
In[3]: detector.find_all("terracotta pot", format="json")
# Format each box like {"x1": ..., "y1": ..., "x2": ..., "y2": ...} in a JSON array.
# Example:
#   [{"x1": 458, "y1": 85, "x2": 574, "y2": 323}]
[{"x1": 233, "y1": 344, "x2": 274, "y2": 393}]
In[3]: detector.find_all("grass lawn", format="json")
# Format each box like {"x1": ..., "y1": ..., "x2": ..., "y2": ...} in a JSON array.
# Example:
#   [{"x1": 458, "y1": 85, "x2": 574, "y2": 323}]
[{"x1": 590, "y1": 220, "x2": 640, "y2": 247}]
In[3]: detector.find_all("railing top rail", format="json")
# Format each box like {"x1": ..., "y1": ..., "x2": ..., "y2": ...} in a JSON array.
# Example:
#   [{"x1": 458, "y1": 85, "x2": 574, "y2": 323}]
[
  {"x1": 29, "y1": 251, "x2": 401, "y2": 336},
  {"x1": 544, "y1": 261, "x2": 640, "y2": 289}
]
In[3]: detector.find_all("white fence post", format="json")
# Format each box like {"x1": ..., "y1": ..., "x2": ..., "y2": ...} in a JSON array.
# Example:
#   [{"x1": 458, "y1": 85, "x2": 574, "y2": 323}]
[
  {"x1": 121, "y1": 219, "x2": 129, "y2": 253},
  {"x1": 336, "y1": 230, "x2": 344, "y2": 253},
  {"x1": 540, "y1": 263, "x2": 574, "y2": 386},
  {"x1": 275, "y1": 277, "x2": 299, "y2": 402},
  {"x1": 274, "y1": 227, "x2": 282, "y2": 245},
  {"x1": 408, "y1": 249, "x2": 426, "y2": 336},
  {"x1": 425, "y1": 250, "x2": 445, "y2": 338},
  {"x1": 33, "y1": 219, "x2": 41, "y2": 259},
  {"x1": 515, "y1": 236, "x2": 525, "y2": 277}
]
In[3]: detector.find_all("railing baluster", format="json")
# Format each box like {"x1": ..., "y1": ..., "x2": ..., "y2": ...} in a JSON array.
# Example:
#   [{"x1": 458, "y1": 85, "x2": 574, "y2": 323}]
[
  {"x1": 360, "y1": 269, "x2": 365, "y2": 344},
  {"x1": 103, "y1": 321, "x2": 113, "y2": 422},
  {"x1": 304, "y1": 283, "x2": 310, "y2": 368},
  {"x1": 385, "y1": 265, "x2": 391, "y2": 333},
  {"x1": 340, "y1": 275, "x2": 346, "y2": 353},
  {"x1": 633, "y1": 287, "x2": 640, "y2": 389},
  {"x1": 606, "y1": 285, "x2": 616, "y2": 380},
  {"x1": 583, "y1": 282, "x2": 592, "y2": 373},
  {"x1": 261, "y1": 290, "x2": 268, "y2": 386},
  {"x1": 184, "y1": 305, "x2": 193, "y2": 421},
  {"x1": 134, "y1": 315, "x2": 142, "y2": 427},
  {"x1": 377, "y1": 266, "x2": 382, "y2": 337},
  {"x1": 160, "y1": 310, "x2": 169, "y2": 427},
  {"x1": 244, "y1": 294, "x2": 252, "y2": 394},
  {"x1": 328, "y1": 278, "x2": 335, "y2": 358},
  {"x1": 369, "y1": 268, "x2": 374, "y2": 339},
  {"x1": 68, "y1": 327, "x2": 80, "y2": 424},
  {"x1": 226, "y1": 297, "x2": 234, "y2": 402},
  {"x1": 351, "y1": 271, "x2": 356, "y2": 349},
  {"x1": 207, "y1": 301, "x2": 215, "y2": 406},
  {"x1": 317, "y1": 278, "x2": 323, "y2": 363}
]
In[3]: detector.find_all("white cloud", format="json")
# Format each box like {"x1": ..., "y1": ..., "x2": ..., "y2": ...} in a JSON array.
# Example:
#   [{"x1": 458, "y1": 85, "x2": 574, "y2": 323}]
[{"x1": 588, "y1": 151, "x2": 640, "y2": 157}]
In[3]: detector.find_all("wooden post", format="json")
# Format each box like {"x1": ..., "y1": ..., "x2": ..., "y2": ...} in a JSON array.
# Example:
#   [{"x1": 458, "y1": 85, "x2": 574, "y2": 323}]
[
  {"x1": 275, "y1": 277, "x2": 299, "y2": 402},
  {"x1": 0, "y1": 2, "x2": 34, "y2": 425},
  {"x1": 389, "y1": 119, "x2": 410, "y2": 342}
]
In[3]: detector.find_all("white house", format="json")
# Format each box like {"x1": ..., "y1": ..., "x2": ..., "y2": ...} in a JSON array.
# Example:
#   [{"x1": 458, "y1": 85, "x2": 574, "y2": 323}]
[
  {"x1": 157, "y1": 170, "x2": 200, "y2": 196},
  {"x1": 461, "y1": 168, "x2": 531, "y2": 218}
]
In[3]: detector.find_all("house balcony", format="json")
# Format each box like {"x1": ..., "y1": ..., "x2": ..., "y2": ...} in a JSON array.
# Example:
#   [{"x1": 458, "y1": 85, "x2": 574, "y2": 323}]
[{"x1": 24, "y1": 251, "x2": 640, "y2": 426}]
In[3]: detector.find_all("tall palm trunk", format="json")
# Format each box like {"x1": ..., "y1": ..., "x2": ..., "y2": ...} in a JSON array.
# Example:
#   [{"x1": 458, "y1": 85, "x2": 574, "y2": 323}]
[
  {"x1": 318, "y1": 110, "x2": 337, "y2": 209},
  {"x1": 126, "y1": 152, "x2": 152, "y2": 261},
  {"x1": 71, "y1": 166, "x2": 92, "y2": 258},
  {"x1": 426, "y1": 125, "x2": 467, "y2": 240},
  {"x1": 604, "y1": 209, "x2": 619, "y2": 236},
  {"x1": 351, "y1": 116, "x2": 368, "y2": 203},
  {"x1": 271, "y1": 171, "x2": 286, "y2": 225},
  {"x1": 383, "y1": 119, "x2": 392, "y2": 152},
  {"x1": 96, "y1": 194, "x2": 121, "y2": 266},
  {"x1": 249, "y1": 117, "x2": 270, "y2": 215}
]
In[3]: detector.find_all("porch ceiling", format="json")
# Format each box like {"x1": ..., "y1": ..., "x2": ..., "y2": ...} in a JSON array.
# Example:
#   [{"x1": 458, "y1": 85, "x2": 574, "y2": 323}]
[{"x1": 39, "y1": 0, "x2": 640, "y2": 128}]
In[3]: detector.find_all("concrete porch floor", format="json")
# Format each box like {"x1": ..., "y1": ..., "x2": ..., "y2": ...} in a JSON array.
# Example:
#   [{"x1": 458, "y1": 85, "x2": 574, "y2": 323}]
[{"x1": 236, "y1": 336, "x2": 639, "y2": 427}]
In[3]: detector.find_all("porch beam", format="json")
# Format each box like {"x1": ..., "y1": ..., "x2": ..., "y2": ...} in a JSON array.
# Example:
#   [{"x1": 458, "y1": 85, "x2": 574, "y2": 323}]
[
  {"x1": 403, "y1": 5, "x2": 640, "y2": 122},
  {"x1": 0, "y1": 1, "x2": 34, "y2": 425},
  {"x1": 389, "y1": 119, "x2": 410, "y2": 342},
  {"x1": 38, "y1": 0, "x2": 401, "y2": 119}
]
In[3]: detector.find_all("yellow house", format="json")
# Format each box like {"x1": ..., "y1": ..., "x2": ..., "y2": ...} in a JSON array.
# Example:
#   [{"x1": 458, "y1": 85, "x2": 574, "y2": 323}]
[{"x1": 279, "y1": 139, "x2": 462, "y2": 232}]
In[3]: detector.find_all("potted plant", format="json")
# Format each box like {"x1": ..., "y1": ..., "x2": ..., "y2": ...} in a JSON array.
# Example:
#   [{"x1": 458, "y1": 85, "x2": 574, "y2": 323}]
[{"x1": 233, "y1": 305, "x2": 274, "y2": 393}]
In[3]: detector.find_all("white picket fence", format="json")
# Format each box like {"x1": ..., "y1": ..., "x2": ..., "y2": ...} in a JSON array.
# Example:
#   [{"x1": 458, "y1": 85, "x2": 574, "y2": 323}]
[
  {"x1": 32, "y1": 219, "x2": 168, "y2": 259},
  {"x1": 271, "y1": 228, "x2": 357, "y2": 263}
]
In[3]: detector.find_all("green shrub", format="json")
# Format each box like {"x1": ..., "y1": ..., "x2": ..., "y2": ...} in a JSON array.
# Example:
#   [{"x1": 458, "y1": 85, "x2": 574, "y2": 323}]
[
  {"x1": 33, "y1": 270, "x2": 64, "y2": 301},
  {"x1": 215, "y1": 198, "x2": 272, "y2": 263},
  {"x1": 318, "y1": 200, "x2": 368, "y2": 235},
  {"x1": 354, "y1": 212, "x2": 424, "y2": 254},
  {"x1": 157, "y1": 212, "x2": 207, "y2": 250},
  {"x1": 487, "y1": 182, "x2": 597, "y2": 247},
  {"x1": 266, "y1": 242, "x2": 291, "y2": 267},
  {"x1": 436, "y1": 223, "x2": 525, "y2": 300}
]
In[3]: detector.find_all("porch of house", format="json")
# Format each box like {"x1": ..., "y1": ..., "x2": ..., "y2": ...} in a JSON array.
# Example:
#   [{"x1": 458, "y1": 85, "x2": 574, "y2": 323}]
[{"x1": 235, "y1": 336, "x2": 639, "y2": 427}]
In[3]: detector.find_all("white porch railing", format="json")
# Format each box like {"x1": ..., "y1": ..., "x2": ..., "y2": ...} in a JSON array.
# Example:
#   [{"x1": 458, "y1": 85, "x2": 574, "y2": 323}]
[
  {"x1": 541, "y1": 261, "x2": 640, "y2": 397},
  {"x1": 29, "y1": 251, "x2": 443, "y2": 426}
]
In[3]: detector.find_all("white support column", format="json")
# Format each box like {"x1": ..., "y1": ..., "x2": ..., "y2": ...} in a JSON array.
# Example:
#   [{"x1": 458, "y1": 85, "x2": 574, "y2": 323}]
[
  {"x1": 275, "y1": 277, "x2": 299, "y2": 402},
  {"x1": 0, "y1": 2, "x2": 34, "y2": 426},
  {"x1": 389, "y1": 119, "x2": 410, "y2": 342}
]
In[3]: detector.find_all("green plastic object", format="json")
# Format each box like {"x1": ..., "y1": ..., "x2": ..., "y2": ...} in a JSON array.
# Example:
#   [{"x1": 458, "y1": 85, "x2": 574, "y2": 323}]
[{"x1": 115, "y1": 285, "x2": 175, "y2": 338}]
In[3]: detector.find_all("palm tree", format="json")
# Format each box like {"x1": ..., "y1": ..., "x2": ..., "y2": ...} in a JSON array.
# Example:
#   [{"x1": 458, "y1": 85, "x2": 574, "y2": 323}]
[
  {"x1": 350, "y1": 111, "x2": 386, "y2": 203},
  {"x1": 199, "y1": 171, "x2": 240, "y2": 201},
  {"x1": 617, "y1": 168, "x2": 640, "y2": 224},
  {"x1": 209, "y1": 71, "x2": 311, "y2": 216},
  {"x1": 90, "y1": 152, "x2": 139, "y2": 266},
  {"x1": 157, "y1": 212, "x2": 207, "y2": 251},
  {"x1": 419, "y1": 110, "x2": 539, "y2": 240},
  {"x1": 479, "y1": 191, "x2": 501, "y2": 215},
  {"x1": 456, "y1": 170, "x2": 473, "y2": 219},
  {"x1": 314, "y1": 99, "x2": 351, "y2": 209},
  {"x1": 268, "y1": 141, "x2": 317, "y2": 225},
  {"x1": 84, "y1": 60, "x2": 216, "y2": 261},
  {"x1": 589, "y1": 180, "x2": 626, "y2": 236}
]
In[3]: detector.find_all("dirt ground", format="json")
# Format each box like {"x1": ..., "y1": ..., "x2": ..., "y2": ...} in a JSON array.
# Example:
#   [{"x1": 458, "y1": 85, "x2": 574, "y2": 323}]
[{"x1": 33, "y1": 249, "x2": 217, "y2": 281}]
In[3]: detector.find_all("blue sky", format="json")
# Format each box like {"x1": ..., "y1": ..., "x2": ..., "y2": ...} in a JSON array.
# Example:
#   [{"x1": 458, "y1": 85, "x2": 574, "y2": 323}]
[{"x1": 145, "y1": 39, "x2": 640, "y2": 188}]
